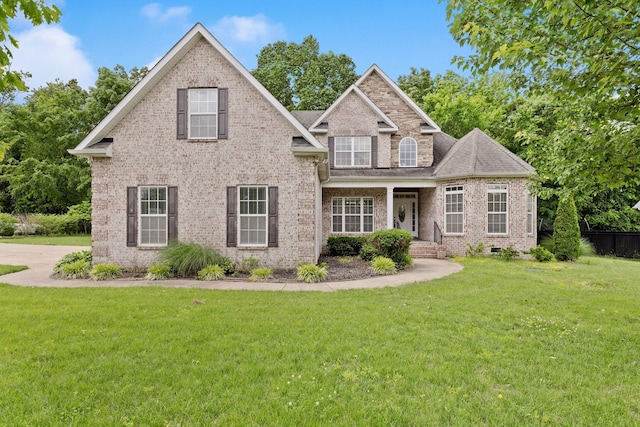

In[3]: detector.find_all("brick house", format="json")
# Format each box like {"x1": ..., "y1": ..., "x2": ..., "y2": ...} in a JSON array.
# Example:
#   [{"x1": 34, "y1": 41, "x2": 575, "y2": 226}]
[{"x1": 71, "y1": 23, "x2": 536, "y2": 269}]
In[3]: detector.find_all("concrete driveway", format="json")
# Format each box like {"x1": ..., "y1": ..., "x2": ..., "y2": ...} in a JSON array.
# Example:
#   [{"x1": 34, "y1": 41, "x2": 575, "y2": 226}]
[{"x1": 0, "y1": 243, "x2": 463, "y2": 291}]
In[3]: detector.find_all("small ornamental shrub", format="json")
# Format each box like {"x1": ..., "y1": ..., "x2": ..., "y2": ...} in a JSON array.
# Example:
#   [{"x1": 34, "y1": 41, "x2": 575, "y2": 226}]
[
  {"x1": 54, "y1": 250, "x2": 92, "y2": 274},
  {"x1": 497, "y1": 247, "x2": 520, "y2": 261},
  {"x1": 197, "y1": 265, "x2": 226, "y2": 281},
  {"x1": 239, "y1": 256, "x2": 260, "y2": 273},
  {"x1": 579, "y1": 237, "x2": 596, "y2": 257},
  {"x1": 359, "y1": 244, "x2": 379, "y2": 261},
  {"x1": 553, "y1": 196, "x2": 581, "y2": 261},
  {"x1": 145, "y1": 264, "x2": 172, "y2": 280},
  {"x1": 250, "y1": 267, "x2": 273, "y2": 281},
  {"x1": 90, "y1": 263, "x2": 123, "y2": 281},
  {"x1": 0, "y1": 213, "x2": 18, "y2": 236},
  {"x1": 60, "y1": 260, "x2": 91, "y2": 279},
  {"x1": 539, "y1": 235, "x2": 555, "y2": 253},
  {"x1": 367, "y1": 229, "x2": 412, "y2": 266},
  {"x1": 395, "y1": 253, "x2": 414, "y2": 270},
  {"x1": 466, "y1": 242, "x2": 485, "y2": 257},
  {"x1": 296, "y1": 263, "x2": 328, "y2": 283},
  {"x1": 371, "y1": 256, "x2": 396, "y2": 275},
  {"x1": 156, "y1": 242, "x2": 232, "y2": 277},
  {"x1": 327, "y1": 236, "x2": 366, "y2": 256},
  {"x1": 530, "y1": 245, "x2": 554, "y2": 262}
]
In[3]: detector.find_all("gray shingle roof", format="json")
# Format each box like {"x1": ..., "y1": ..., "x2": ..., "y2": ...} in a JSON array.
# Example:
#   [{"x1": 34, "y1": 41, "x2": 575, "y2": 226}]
[
  {"x1": 432, "y1": 132, "x2": 457, "y2": 165},
  {"x1": 434, "y1": 128, "x2": 534, "y2": 179}
]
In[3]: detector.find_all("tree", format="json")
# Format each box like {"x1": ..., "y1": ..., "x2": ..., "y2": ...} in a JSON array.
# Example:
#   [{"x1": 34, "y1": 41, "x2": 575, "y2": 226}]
[
  {"x1": 553, "y1": 196, "x2": 581, "y2": 261},
  {"x1": 397, "y1": 67, "x2": 434, "y2": 105},
  {"x1": 252, "y1": 35, "x2": 358, "y2": 110},
  {"x1": 444, "y1": 0, "x2": 640, "y2": 196}
]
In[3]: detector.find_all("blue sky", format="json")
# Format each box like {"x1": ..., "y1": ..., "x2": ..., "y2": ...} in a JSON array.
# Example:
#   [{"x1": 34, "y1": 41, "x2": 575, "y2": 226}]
[{"x1": 11, "y1": 0, "x2": 472, "y2": 94}]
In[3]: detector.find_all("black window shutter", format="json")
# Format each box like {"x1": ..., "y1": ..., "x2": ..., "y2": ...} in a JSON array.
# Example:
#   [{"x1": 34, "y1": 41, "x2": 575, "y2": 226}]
[
  {"x1": 371, "y1": 136, "x2": 378, "y2": 168},
  {"x1": 127, "y1": 187, "x2": 137, "y2": 247},
  {"x1": 328, "y1": 137, "x2": 334, "y2": 169},
  {"x1": 168, "y1": 186, "x2": 178, "y2": 241},
  {"x1": 177, "y1": 88, "x2": 187, "y2": 139},
  {"x1": 227, "y1": 186, "x2": 237, "y2": 247},
  {"x1": 268, "y1": 187, "x2": 278, "y2": 247},
  {"x1": 218, "y1": 88, "x2": 228, "y2": 139}
]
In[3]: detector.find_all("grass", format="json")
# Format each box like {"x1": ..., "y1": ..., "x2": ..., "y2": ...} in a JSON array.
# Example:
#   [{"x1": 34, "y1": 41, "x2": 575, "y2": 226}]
[
  {"x1": 0, "y1": 265, "x2": 27, "y2": 276},
  {"x1": 0, "y1": 234, "x2": 91, "y2": 246},
  {"x1": 0, "y1": 256, "x2": 639, "y2": 425}
]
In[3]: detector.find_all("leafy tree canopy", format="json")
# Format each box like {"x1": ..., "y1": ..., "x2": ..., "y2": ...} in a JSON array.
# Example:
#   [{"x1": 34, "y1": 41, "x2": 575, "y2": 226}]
[{"x1": 252, "y1": 35, "x2": 358, "y2": 110}]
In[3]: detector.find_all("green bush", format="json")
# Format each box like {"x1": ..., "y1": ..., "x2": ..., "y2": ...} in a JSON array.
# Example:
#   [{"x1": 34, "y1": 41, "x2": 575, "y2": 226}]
[
  {"x1": 466, "y1": 242, "x2": 485, "y2": 257},
  {"x1": 89, "y1": 263, "x2": 123, "y2": 281},
  {"x1": 553, "y1": 196, "x2": 581, "y2": 261},
  {"x1": 0, "y1": 213, "x2": 17, "y2": 236},
  {"x1": 579, "y1": 237, "x2": 596, "y2": 257},
  {"x1": 395, "y1": 253, "x2": 414, "y2": 269},
  {"x1": 250, "y1": 267, "x2": 273, "y2": 281},
  {"x1": 359, "y1": 244, "x2": 379, "y2": 261},
  {"x1": 530, "y1": 245, "x2": 554, "y2": 262},
  {"x1": 296, "y1": 263, "x2": 328, "y2": 283},
  {"x1": 145, "y1": 264, "x2": 172, "y2": 280},
  {"x1": 54, "y1": 250, "x2": 92, "y2": 274},
  {"x1": 66, "y1": 201, "x2": 92, "y2": 234},
  {"x1": 371, "y1": 256, "x2": 396, "y2": 275},
  {"x1": 497, "y1": 247, "x2": 520, "y2": 261},
  {"x1": 59, "y1": 260, "x2": 91, "y2": 279},
  {"x1": 327, "y1": 236, "x2": 366, "y2": 256},
  {"x1": 156, "y1": 241, "x2": 232, "y2": 277},
  {"x1": 367, "y1": 229, "x2": 412, "y2": 266},
  {"x1": 197, "y1": 265, "x2": 226, "y2": 281},
  {"x1": 238, "y1": 256, "x2": 260, "y2": 273},
  {"x1": 539, "y1": 235, "x2": 555, "y2": 253}
]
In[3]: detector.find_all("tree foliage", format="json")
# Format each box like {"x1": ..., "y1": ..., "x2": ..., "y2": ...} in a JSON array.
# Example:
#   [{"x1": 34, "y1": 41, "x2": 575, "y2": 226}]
[
  {"x1": 252, "y1": 35, "x2": 358, "y2": 110},
  {"x1": 553, "y1": 196, "x2": 581, "y2": 261}
]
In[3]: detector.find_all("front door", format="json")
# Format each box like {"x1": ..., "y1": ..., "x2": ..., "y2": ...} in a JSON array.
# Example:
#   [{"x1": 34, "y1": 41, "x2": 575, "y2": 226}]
[{"x1": 393, "y1": 193, "x2": 418, "y2": 237}]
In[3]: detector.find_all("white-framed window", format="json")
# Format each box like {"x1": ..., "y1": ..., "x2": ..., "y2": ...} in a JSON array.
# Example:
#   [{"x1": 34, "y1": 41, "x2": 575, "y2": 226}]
[
  {"x1": 335, "y1": 136, "x2": 371, "y2": 167},
  {"x1": 399, "y1": 137, "x2": 417, "y2": 167},
  {"x1": 189, "y1": 88, "x2": 218, "y2": 139},
  {"x1": 239, "y1": 186, "x2": 267, "y2": 246},
  {"x1": 139, "y1": 186, "x2": 167, "y2": 246},
  {"x1": 527, "y1": 192, "x2": 535, "y2": 235},
  {"x1": 487, "y1": 184, "x2": 508, "y2": 234},
  {"x1": 444, "y1": 186, "x2": 464, "y2": 234},
  {"x1": 332, "y1": 197, "x2": 374, "y2": 233}
]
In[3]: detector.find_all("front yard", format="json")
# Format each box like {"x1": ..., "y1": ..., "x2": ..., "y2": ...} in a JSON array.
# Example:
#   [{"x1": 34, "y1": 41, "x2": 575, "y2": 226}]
[{"x1": 1, "y1": 256, "x2": 638, "y2": 425}]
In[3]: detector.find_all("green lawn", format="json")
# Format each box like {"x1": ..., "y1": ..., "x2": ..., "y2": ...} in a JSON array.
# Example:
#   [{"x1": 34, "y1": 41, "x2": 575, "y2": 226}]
[
  {"x1": 1, "y1": 256, "x2": 638, "y2": 425},
  {"x1": 0, "y1": 234, "x2": 91, "y2": 246}
]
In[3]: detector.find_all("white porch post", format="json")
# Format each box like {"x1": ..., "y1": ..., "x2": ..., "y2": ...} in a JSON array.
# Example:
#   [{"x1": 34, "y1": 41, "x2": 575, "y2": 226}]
[{"x1": 386, "y1": 185, "x2": 394, "y2": 229}]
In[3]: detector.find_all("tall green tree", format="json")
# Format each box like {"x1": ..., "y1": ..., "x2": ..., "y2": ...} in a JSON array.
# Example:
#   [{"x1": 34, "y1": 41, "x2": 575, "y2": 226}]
[
  {"x1": 397, "y1": 67, "x2": 434, "y2": 105},
  {"x1": 553, "y1": 196, "x2": 581, "y2": 261},
  {"x1": 252, "y1": 35, "x2": 358, "y2": 110}
]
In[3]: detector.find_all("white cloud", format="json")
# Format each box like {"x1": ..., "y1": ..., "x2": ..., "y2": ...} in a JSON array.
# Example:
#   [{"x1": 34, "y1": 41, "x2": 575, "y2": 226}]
[
  {"x1": 211, "y1": 14, "x2": 285, "y2": 45},
  {"x1": 141, "y1": 3, "x2": 191, "y2": 23},
  {"x1": 11, "y1": 25, "x2": 95, "y2": 91}
]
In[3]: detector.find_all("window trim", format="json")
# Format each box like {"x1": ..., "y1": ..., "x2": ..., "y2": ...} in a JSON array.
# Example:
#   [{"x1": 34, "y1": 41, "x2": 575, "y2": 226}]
[
  {"x1": 188, "y1": 88, "x2": 218, "y2": 140},
  {"x1": 399, "y1": 137, "x2": 417, "y2": 167},
  {"x1": 334, "y1": 136, "x2": 371, "y2": 168},
  {"x1": 138, "y1": 185, "x2": 168, "y2": 247},
  {"x1": 331, "y1": 197, "x2": 374, "y2": 234},
  {"x1": 487, "y1": 184, "x2": 509, "y2": 235},
  {"x1": 238, "y1": 185, "x2": 268, "y2": 247},
  {"x1": 527, "y1": 192, "x2": 535, "y2": 235},
  {"x1": 444, "y1": 185, "x2": 464, "y2": 235}
]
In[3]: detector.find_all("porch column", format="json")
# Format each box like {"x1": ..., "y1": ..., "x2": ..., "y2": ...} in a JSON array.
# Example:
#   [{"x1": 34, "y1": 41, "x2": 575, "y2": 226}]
[{"x1": 386, "y1": 185, "x2": 394, "y2": 229}]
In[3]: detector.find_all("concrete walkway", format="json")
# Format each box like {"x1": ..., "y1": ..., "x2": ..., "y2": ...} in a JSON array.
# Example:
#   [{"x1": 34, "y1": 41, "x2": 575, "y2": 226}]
[{"x1": 0, "y1": 244, "x2": 463, "y2": 292}]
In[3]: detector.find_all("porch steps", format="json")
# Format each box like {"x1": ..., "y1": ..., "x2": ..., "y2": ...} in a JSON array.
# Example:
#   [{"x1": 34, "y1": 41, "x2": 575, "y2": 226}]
[{"x1": 409, "y1": 241, "x2": 447, "y2": 259}]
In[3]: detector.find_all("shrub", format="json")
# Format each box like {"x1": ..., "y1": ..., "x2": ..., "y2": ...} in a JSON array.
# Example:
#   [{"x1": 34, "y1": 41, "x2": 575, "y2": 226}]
[
  {"x1": 250, "y1": 267, "x2": 273, "y2": 281},
  {"x1": 367, "y1": 229, "x2": 412, "y2": 266},
  {"x1": 553, "y1": 196, "x2": 581, "y2": 261},
  {"x1": 497, "y1": 247, "x2": 520, "y2": 261},
  {"x1": 395, "y1": 253, "x2": 414, "y2": 269},
  {"x1": 539, "y1": 235, "x2": 555, "y2": 253},
  {"x1": 66, "y1": 201, "x2": 92, "y2": 234},
  {"x1": 60, "y1": 260, "x2": 91, "y2": 279},
  {"x1": 54, "y1": 250, "x2": 92, "y2": 274},
  {"x1": 238, "y1": 256, "x2": 260, "y2": 273},
  {"x1": 197, "y1": 265, "x2": 226, "y2": 281},
  {"x1": 145, "y1": 264, "x2": 172, "y2": 280},
  {"x1": 90, "y1": 263, "x2": 123, "y2": 281},
  {"x1": 371, "y1": 256, "x2": 397, "y2": 275},
  {"x1": 327, "y1": 236, "x2": 365, "y2": 256},
  {"x1": 466, "y1": 242, "x2": 485, "y2": 257},
  {"x1": 0, "y1": 213, "x2": 17, "y2": 236},
  {"x1": 156, "y1": 241, "x2": 232, "y2": 277},
  {"x1": 359, "y1": 244, "x2": 379, "y2": 261},
  {"x1": 579, "y1": 237, "x2": 596, "y2": 257},
  {"x1": 530, "y1": 245, "x2": 554, "y2": 262},
  {"x1": 296, "y1": 263, "x2": 328, "y2": 283}
]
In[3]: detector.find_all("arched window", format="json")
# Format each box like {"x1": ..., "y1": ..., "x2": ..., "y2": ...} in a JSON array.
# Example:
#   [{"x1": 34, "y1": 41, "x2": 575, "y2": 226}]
[{"x1": 399, "y1": 137, "x2": 417, "y2": 167}]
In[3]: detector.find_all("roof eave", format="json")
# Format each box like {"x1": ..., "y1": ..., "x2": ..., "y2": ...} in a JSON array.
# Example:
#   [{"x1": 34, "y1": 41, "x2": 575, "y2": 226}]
[{"x1": 67, "y1": 145, "x2": 112, "y2": 158}]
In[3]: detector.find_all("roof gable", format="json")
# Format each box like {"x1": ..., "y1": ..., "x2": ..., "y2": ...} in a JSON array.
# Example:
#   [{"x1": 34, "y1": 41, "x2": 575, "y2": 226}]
[{"x1": 434, "y1": 128, "x2": 534, "y2": 179}]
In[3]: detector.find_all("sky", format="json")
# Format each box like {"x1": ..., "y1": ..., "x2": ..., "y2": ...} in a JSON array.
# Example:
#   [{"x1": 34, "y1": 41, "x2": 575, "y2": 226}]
[{"x1": 10, "y1": 0, "x2": 473, "y2": 95}]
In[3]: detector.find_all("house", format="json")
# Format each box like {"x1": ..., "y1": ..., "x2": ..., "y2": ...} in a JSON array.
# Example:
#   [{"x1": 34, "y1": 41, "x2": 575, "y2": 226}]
[{"x1": 70, "y1": 23, "x2": 536, "y2": 269}]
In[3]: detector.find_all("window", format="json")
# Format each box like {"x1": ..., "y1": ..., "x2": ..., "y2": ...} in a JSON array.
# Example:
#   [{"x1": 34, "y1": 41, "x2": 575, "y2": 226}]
[
  {"x1": 334, "y1": 136, "x2": 371, "y2": 167},
  {"x1": 445, "y1": 186, "x2": 464, "y2": 234},
  {"x1": 332, "y1": 197, "x2": 374, "y2": 233},
  {"x1": 189, "y1": 88, "x2": 218, "y2": 139},
  {"x1": 527, "y1": 192, "x2": 535, "y2": 235},
  {"x1": 487, "y1": 184, "x2": 508, "y2": 234},
  {"x1": 239, "y1": 186, "x2": 267, "y2": 246},
  {"x1": 399, "y1": 137, "x2": 417, "y2": 167},
  {"x1": 139, "y1": 186, "x2": 167, "y2": 246}
]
